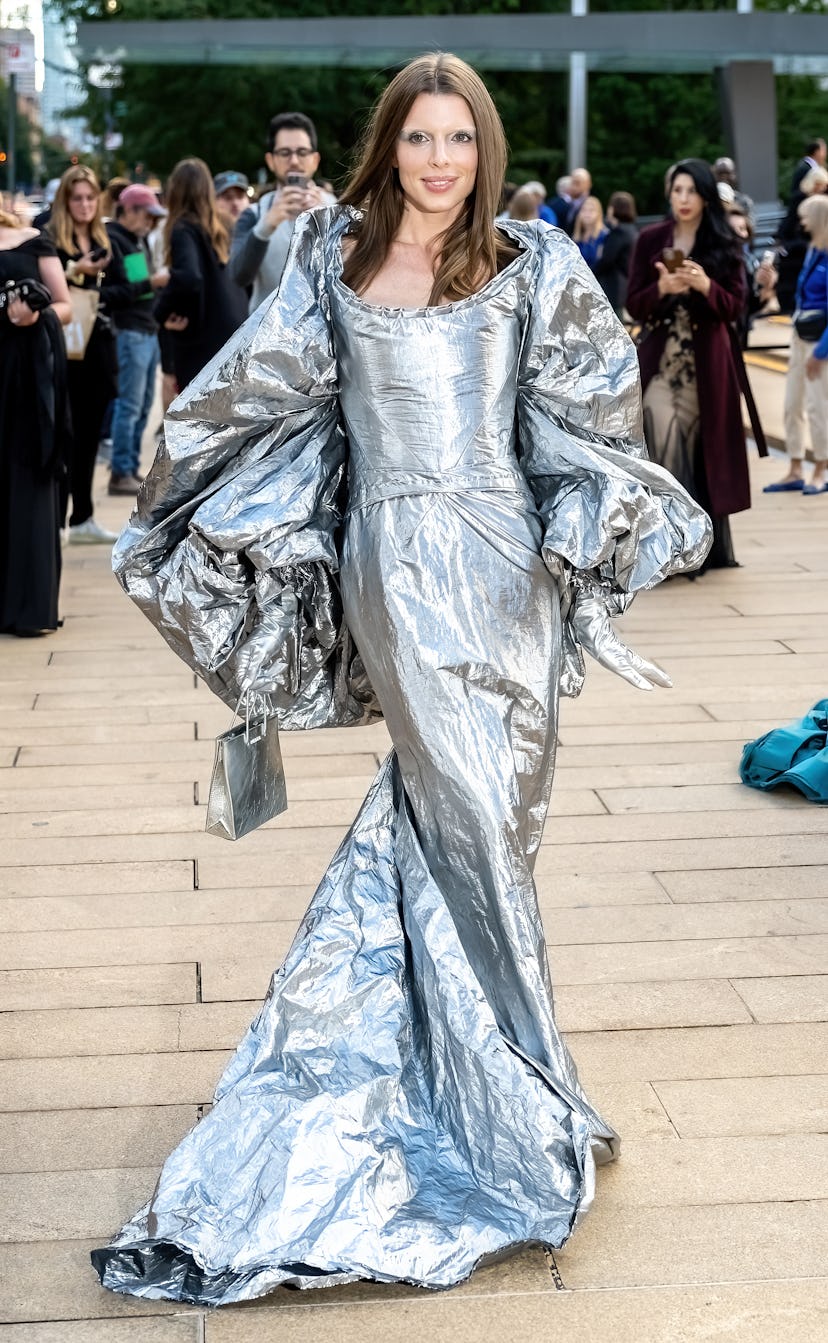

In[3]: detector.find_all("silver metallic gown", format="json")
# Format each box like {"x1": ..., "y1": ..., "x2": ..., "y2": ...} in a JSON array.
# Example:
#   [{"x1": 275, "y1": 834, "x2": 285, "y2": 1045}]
[{"x1": 93, "y1": 208, "x2": 710, "y2": 1305}]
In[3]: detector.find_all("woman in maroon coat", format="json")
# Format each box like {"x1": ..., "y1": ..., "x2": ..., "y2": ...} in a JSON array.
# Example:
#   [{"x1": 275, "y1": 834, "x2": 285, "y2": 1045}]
[{"x1": 627, "y1": 159, "x2": 756, "y2": 570}]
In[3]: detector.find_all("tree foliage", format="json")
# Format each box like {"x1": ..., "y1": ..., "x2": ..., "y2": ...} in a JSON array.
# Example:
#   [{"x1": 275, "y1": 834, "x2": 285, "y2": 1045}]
[{"x1": 47, "y1": 0, "x2": 828, "y2": 211}]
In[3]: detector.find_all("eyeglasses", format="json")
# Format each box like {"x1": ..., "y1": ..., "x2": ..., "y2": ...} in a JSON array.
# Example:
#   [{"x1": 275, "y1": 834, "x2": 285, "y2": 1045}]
[{"x1": 271, "y1": 147, "x2": 316, "y2": 160}]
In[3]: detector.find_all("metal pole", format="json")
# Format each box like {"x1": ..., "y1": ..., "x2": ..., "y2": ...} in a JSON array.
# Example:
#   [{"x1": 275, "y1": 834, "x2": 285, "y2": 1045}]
[
  {"x1": 568, "y1": 0, "x2": 588, "y2": 170},
  {"x1": 7, "y1": 71, "x2": 15, "y2": 196}
]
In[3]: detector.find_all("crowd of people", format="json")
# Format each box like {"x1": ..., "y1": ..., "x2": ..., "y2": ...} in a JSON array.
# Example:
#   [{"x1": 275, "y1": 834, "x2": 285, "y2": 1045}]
[{"x1": 0, "y1": 107, "x2": 826, "y2": 637}]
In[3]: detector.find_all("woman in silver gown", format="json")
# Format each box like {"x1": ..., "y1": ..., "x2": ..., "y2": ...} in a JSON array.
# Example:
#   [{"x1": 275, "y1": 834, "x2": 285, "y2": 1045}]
[{"x1": 93, "y1": 55, "x2": 710, "y2": 1306}]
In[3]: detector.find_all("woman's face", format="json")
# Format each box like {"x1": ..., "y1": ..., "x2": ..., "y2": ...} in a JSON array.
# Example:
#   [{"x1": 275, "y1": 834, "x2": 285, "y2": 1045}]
[
  {"x1": 68, "y1": 180, "x2": 98, "y2": 228},
  {"x1": 729, "y1": 213, "x2": 750, "y2": 241},
  {"x1": 798, "y1": 204, "x2": 812, "y2": 236},
  {"x1": 394, "y1": 93, "x2": 478, "y2": 221},
  {"x1": 670, "y1": 172, "x2": 705, "y2": 229},
  {"x1": 579, "y1": 199, "x2": 600, "y2": 230}
]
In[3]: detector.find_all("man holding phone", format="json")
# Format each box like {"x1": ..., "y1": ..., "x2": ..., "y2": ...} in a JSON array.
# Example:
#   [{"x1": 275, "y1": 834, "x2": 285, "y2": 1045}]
[{"x1": 230, "y1": 112, "x2": 336, "y2": 313}]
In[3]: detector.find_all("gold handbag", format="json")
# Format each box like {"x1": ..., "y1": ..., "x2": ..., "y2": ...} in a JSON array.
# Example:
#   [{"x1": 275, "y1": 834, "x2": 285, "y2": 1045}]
[
  {"x1": 64, "y1": 283, "x2": 101, "y2": 360},
  {"x1": 205, "y1": 694, "x2": 288, "y2": 841}
]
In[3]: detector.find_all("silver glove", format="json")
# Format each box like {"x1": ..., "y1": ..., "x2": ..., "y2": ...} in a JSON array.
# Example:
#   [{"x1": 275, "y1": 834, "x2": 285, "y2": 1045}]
[
  {"x1": 235, "y1": 611, "x2": 284, "y2": 694},
  {"x1": 569, "y1": 587, "x2": 672, "y2": 693}
]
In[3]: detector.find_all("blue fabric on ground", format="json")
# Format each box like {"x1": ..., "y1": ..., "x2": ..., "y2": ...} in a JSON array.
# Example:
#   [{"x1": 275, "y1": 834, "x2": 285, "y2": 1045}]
[{"x1": 740, "y1": 699, "x2": 828, "y2": 803}]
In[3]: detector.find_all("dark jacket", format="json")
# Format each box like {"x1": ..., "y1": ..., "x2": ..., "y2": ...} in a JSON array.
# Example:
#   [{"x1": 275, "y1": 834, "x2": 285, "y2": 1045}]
[
  {"x1": 593, "y1": 221, "x2": 637, "y2": 314},
  {"x1": 104, "y1": 221, "x2": 157, "y2": 334},
  {"x1": 627, "y1": 219, "x2": 753, "y2": 518},
  {"x1": 154, "y1": 218, "x2": 248, "y2": 388},
  {"x1": 54, "y1": 237, "x2": 118, "y2": 397}
]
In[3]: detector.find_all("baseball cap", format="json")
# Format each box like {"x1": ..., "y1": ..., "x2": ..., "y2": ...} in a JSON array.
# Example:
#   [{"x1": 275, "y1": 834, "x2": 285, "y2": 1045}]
[
  {"x1": 214, "y1": 171, "x2": 250, "y2": 197},
  {"x1": 119, "y1": 184, "x2": 166, "y2": 217}
]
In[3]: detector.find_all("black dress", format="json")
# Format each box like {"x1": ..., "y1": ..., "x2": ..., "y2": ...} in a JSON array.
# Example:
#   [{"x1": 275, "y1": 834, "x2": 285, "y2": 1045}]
[
  {"x1": 153, "y1": 219, "x2": 248, "y2": 389},
  {"x1": 55, "y1": 240, "x2": 119, "y2": 527},
  {"x1": 0, "y1": 233, "x2": 68, "y2": 635}
]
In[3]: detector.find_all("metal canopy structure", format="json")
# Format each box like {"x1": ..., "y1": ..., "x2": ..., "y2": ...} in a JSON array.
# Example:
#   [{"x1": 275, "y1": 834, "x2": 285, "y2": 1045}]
[
  {"x1": 75, "y1": 12, "x2": 826, "y2": 205},
  {"x1": 76, "y1": 13, "x2": 828, "y2": 76}
]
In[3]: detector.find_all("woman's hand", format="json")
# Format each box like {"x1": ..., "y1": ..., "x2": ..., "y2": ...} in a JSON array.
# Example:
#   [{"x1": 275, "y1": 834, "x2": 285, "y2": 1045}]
[
  {"x1": 236, "y1": 613, "x2": 284, "y2": 693},
  {"x1": 676, "y1": 259, "x2": 712, "y2": 298},
  {"x1": 806, "y1": 354, "x2": 825, "y2": 381},
  {"x1": 570, "y1": 590, "x2": 673, "y2": 692},
  {"x1": 755, "y1": 260, "x2": 777, "y2": 294},
  {"x1": 164, "y1": 313, "x2": 189, "y2": 331},
  {"x1": 6, "y1": 296, "x2": 39, "y2": 327},
  {"x1": 655, "y1": 260, "x2": 690, "y2": 297},
  {"x1": 73, "y1": 251, "x2": 110, "y2": 277}
]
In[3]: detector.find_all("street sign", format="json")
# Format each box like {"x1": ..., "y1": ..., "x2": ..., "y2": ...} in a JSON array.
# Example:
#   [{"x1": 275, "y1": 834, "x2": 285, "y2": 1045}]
[{"x1": 7, "y1": 44, "x2": 35, "y2": 77}]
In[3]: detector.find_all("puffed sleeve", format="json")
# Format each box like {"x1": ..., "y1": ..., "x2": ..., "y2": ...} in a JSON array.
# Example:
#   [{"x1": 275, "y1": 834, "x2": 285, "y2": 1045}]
[
  {"x1": 112, "y1": 208, "x2": 378, "y2": 729},
  {"x1": 517, "y1": 227, "x2": 712, "y2": 694}
]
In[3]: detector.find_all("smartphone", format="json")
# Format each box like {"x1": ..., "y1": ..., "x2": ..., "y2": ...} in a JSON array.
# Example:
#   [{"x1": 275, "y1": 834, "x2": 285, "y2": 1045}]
[
  {"x1": 88, "y1": 245, "x2": 109, "y2": 262},
  {"x1": 285, "y1": 172, "x2": 308, "y2": 190},
  {"x1": 661, "y1": 247, "x2": 685, "y2": 273}
]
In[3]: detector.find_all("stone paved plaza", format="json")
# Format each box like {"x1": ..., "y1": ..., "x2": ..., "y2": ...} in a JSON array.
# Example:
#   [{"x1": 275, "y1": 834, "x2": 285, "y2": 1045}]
[{"x1": 1, "y1": 372, "x2": 827, "y2": 1340}]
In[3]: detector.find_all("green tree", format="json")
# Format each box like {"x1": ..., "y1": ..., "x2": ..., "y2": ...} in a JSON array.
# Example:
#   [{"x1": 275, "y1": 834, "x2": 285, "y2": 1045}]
[{"x1": 46, "y1": 0, "x2": 828, "y2": 209}]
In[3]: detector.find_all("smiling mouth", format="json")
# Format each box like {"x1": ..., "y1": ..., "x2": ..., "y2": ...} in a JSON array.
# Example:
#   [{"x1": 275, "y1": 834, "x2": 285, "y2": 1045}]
[{"x1": 422, "y1": 178, "x2": 458, "y2": 190}]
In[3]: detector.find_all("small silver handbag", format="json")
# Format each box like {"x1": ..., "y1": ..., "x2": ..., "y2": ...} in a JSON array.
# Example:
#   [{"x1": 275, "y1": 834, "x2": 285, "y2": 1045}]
[{"x1": 205, "y1": 693, "x2": 288, "y2": 841}]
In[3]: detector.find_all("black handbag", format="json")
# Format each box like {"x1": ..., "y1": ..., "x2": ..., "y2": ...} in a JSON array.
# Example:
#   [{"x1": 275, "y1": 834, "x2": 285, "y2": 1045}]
[
  {"x1": 793, "y1": 310, "x2": 828, "y2": 343},
  {"x1": 0, "y1": 277, "x2": 53, "y2": 315}
]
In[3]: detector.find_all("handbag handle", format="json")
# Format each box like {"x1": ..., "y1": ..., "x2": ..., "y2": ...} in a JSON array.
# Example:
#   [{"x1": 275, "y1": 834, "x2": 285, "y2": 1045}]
[{"x1": 231, "y1": 690, "x2": 269, "y2": 745}]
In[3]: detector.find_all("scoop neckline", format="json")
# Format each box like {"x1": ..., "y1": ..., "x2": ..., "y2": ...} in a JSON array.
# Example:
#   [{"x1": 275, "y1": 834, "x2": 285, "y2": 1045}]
[
  {"x1": 332, "y1": 215, "x2": 533, "y2": 316},
  {"x1": 0, "y1": 228, "x2": 40, "y2": 252}
]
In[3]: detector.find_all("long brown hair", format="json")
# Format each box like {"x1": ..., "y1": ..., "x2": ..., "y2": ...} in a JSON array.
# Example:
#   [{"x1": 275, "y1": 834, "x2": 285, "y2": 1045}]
[
  {"x1": 49, "y1": 166, "x2": 109, "y2": 256},
  {"x1": 340, "y1": 52, "x2": 518, "y2": 305},
  {"x1": 163, "y1": 157, "x2": 228, "y2": 265}
]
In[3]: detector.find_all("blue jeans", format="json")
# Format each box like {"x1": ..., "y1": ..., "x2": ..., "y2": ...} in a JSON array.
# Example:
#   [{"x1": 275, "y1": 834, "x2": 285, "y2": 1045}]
[{"x1": 111, "y1": 329, "x2": 159, "y2": 478}]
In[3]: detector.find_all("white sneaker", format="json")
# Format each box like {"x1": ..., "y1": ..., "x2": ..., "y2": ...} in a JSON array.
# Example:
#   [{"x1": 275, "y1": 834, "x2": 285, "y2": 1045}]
[{"x1": 67, "y1": 518, "x2": 119, "y2": 545}]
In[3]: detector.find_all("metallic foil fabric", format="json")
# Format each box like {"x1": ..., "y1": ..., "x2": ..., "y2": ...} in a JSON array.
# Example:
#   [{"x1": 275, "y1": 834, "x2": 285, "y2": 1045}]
[{"x1": 93, "y1": 209, "x2": 711, "y2": 1306}]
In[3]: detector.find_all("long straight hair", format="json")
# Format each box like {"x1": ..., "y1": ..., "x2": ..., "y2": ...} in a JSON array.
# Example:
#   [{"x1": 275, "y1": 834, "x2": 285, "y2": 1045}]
[
  {"x1": 163, "y1": 157, "x2": 229, "y2": 266},
  {"x1": 573, "y1": 195, "x2": 605, "y2": 243},
  {"x1": 668, "y1": 158, "x2": 741, "y2": 282},
  {"x1": 49, "y1": 165, "x2": 109, "y2": 256},
  {"x1": 339, "y1": 53, "x2": 518, "y2": 305}
]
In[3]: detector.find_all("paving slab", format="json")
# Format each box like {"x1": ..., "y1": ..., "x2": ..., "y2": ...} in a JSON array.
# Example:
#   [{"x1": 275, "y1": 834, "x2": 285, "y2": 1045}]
[
  {"x1": 0, "y1": 887, "x2": 316, "y2": 933},
  {"x1": 0, "y1": 1322, "x2": 200, "y2": 1343},
  {"x1": 0, "y1": 782, "x2": 193, "y2": 814},
  {"x1": 533, "y1": 834, "x2": 828, "y2": 874},
  {"x1": 0, "y1": 1238, "x2": 181, "y2": 1322},
  {"x1": 552, "y1": 979, "x2": 752, "y2": 1032},
  {"x1": 203, "y1": 1280, "x2": 828, "y2": 1343},
  {"x1": 0, "y1": 721, "x2": 197, "y2": 747},
  {"x1": 0, "y1": 964, "x2": 196, "y2": 1013},
  {"x1": 596, "y1": 1133, "x2": 828, "y2": 1208},
  {"x1": 658, "y1": 865, "x2": 828, "y2": 902},
  {"x1": 544, "y1": 897, "x2": 828, "y2": 943},
  {"x1": 1, "y1": 1166, "x2": 160, "y2": 1242},
  {"x1": 554, "y1": 1198, "x2": 828, "y2": 1288},
  {"x1": 731, "y1": 973, "x2": 828, "y2": 1022},
  {"x1": 0, "y1": 1050, "x2": 231, "y2": 1112},
  {"x1": 653, "y1": 1075, "x2": 828, "y2": 1137},
  {"x1": 568, "y1": 1022, "x2": 828, "y2": 1082},
  {"x1": 0, "y1": 1001, "x2": 258, "y2": 1061},
  {"x1": 0, "y1": 922, "x2": 299, "y2": 971},
  {"x1": 0, "y1": 1105, "x2": 198, "y2": 1174},
  {"x1": 599, "y1": 782, "x2": 806, "y2": 813},
  {"x1": 0, "y1": 860, "x2": 194, "y2": 898},
  {"x1": 549, "y1": 933, "x2": 828, "y2": 984}
]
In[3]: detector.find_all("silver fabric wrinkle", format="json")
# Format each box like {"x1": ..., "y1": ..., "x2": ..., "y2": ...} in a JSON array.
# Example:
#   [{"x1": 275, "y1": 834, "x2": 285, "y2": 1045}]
[{"x1": 94, "y1": 208, "x2": 711, "y2": 1307}]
